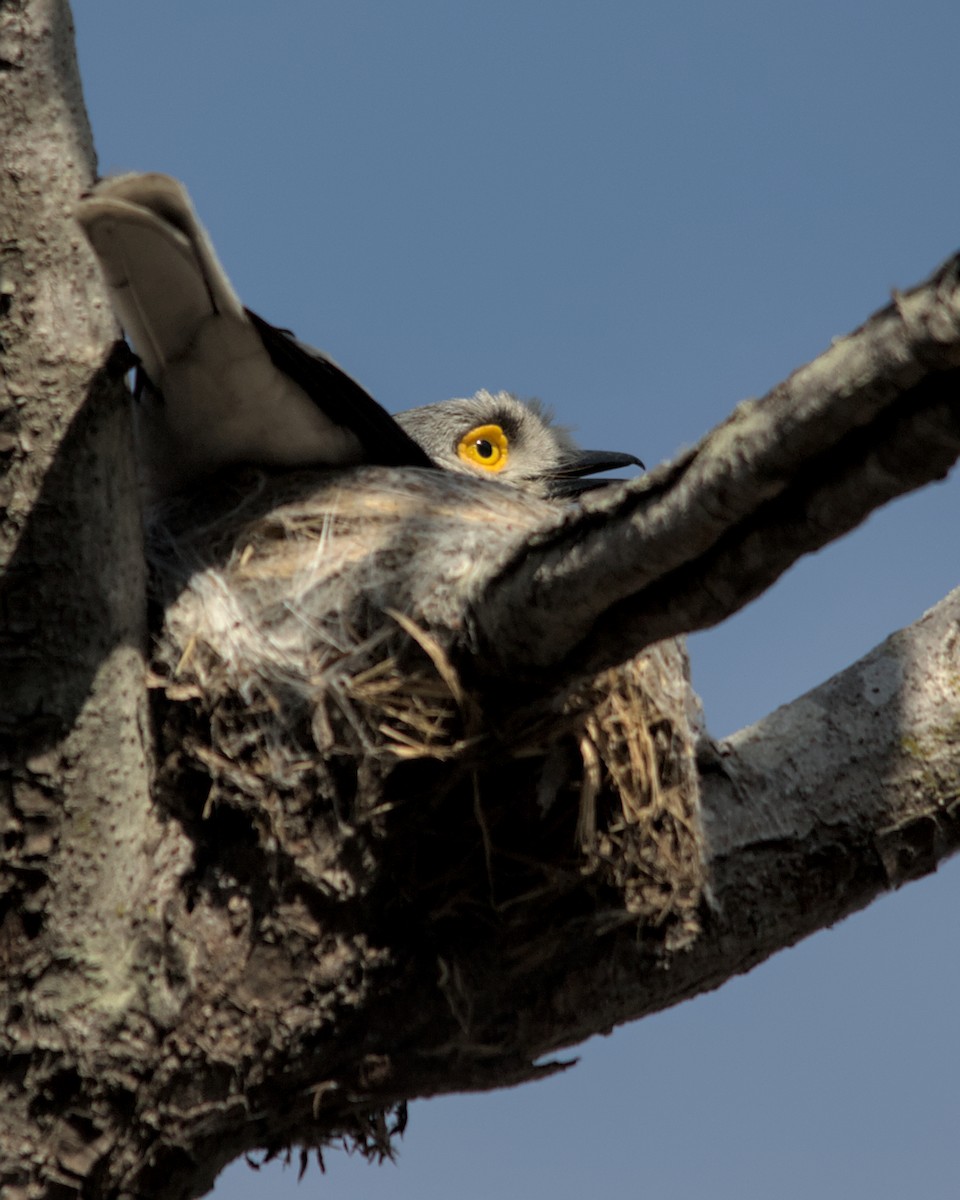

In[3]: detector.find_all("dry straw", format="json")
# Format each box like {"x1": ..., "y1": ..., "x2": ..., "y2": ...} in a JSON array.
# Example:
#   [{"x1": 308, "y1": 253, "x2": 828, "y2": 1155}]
[{"x1": 147, "y1": 465, "x2": 708, "y2": 945}]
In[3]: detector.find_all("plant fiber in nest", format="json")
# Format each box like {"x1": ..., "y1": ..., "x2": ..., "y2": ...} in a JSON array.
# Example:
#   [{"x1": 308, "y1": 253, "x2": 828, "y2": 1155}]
[{"x1": 146, "y1": 465, "x2": 709, "y2": 947}]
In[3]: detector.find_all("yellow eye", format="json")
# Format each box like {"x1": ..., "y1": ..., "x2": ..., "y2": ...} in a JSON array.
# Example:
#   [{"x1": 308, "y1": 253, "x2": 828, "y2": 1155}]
[{"x1": 457, "y1": 424, "x2": 509, "y2": 472}]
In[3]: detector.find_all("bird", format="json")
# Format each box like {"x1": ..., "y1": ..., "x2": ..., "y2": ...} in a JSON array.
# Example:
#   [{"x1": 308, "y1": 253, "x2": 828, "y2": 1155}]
[
  {"x1": 76, "y1": 172, "x2": 434, "y2": 499},
  {"x1": 77, "y1": 173, "x2": 642, "y2": 501},
  {"x1": 395, "y1": 391, "x2": 643, "y2": 497}
]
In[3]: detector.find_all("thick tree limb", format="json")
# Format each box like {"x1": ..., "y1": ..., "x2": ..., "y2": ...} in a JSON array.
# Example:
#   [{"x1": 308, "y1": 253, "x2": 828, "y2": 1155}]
[
  {"x1": 476, "y1": 270, "x2": 960, "y2": 681},
  {"x1": 0, "y1": 2, "x2": 154, "y2": 1197},
  {"x1": 699, "y1": 585, "x2": 960, "y2": 974}
]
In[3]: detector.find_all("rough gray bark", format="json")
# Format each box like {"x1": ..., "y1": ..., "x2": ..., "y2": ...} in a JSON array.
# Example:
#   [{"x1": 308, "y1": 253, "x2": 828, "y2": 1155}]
[
  {"x1": 1, "y1": 4, "x2": 959, "y2": 1199},
  {"x1": 478, "y1": 276, "x2": 960, "y2": 680},
  {"x1": 700, "y1": 586, "x2": 960, "y2": 975},
  {"x1": 0, "y1": 0, "x2": 158, "y2": 1193}
]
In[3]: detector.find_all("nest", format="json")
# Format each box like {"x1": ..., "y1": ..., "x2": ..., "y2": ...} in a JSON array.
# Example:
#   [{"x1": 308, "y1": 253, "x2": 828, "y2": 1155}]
[{"x1": 147, "y1": 465, "x2": 708, "y2": 947}]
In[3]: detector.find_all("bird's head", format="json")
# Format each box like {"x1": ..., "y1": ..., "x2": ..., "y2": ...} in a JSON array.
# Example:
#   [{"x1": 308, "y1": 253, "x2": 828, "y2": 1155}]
[{"x1": 395, "y1": 391, "x2": 642, "y2": 497}]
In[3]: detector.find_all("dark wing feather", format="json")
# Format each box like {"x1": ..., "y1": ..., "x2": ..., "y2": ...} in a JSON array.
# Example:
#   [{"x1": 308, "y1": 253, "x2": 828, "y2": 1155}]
[{"x1": 246, "y1": 308, "x2": 436, "y2": 469}]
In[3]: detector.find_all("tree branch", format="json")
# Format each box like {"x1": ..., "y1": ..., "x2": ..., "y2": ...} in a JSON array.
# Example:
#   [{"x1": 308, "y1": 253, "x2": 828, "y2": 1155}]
[
  {"x1": 699, "y1": 584, "x2": 960, "y2": 972},
  {"x1": 476, "y1": 264, "x2": 960, "y2": 682},
  {"x1": 1, "y1": 2, "x2": 156, "y2": 1196}
]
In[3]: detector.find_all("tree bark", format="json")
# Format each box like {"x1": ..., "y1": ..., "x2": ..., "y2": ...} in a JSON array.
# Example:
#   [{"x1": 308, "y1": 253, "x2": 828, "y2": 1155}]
[
  {"x1": 0, "y1": 0, "x2": 173, "y2": 1192},
  {"x1": 476, "y1": 271, "x2": 960, "y2": 681},
  {"x1": 1, "y1": 4, "x2": 959, "y2": 1199}
]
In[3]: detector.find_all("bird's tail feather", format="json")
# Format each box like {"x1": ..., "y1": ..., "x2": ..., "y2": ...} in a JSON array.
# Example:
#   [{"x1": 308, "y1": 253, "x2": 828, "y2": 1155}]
[{"x1": 76, "y1": 173, "x2": 244, "y2": 382}]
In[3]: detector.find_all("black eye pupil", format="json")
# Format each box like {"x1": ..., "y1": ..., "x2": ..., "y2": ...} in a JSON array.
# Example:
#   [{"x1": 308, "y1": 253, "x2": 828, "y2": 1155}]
[{"x1": 475, "y1": 439, "x2": 494, "y2": 458}]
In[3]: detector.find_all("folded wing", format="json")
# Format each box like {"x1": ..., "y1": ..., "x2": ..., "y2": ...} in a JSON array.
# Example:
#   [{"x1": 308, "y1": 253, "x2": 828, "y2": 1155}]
[{"x1": 77, "y1": 172, "x2": 432, "y2": 498}]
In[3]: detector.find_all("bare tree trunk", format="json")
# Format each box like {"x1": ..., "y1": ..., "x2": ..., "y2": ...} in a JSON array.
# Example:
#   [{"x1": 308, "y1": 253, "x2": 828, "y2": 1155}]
[
  {"x1": 1, "y1": 5, "x2": 959, "y2": 1199},
  {"x1": 0, "y1": 0, "x2": 156, "y2": 1193}
]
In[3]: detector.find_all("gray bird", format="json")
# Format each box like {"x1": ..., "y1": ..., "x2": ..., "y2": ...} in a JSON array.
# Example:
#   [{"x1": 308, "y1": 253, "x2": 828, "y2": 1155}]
[
  {"x1": 77, "y1": 173, "x2": 640, "y2": 501},
  {"x1": 76, "y1": 172, "x2": 432, "y2": 499},
  {"x1": 396, "y1": 391, "x2": 643, "y2": 497}
]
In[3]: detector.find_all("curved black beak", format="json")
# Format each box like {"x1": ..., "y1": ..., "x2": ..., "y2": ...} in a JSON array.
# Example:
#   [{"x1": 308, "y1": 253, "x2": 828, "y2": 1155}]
[{"x1": 545, "y1": 448, "x2": 645, "y2": 497}]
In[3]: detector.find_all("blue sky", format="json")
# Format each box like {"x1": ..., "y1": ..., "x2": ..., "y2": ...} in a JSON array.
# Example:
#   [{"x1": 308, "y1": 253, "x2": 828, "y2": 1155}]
[{"x1": 72, "y1": 3, "x2": 960, "y2": 1197}]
